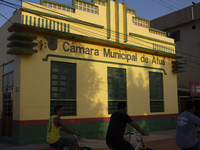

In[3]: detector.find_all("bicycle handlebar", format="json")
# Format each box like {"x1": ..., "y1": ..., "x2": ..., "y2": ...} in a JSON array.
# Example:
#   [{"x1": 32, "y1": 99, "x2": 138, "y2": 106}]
[
  {"x1": 74, "y1": 135, "x2": 80, "y2": 139},
  {"x1": 125, "y1": 132, "x2": 148, "y2": 136},
  {"x1": 125, "y1": 132, "x2": 135, "y2": 135}
]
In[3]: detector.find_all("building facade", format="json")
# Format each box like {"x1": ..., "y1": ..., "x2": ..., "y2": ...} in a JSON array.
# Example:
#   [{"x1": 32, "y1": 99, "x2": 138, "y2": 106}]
[
  {"x1": 0, "y1": 0, "x2": 183, "y2": 145},
  {"x1": 151, "y1": 3, "x2": 200, "y2": 114}
]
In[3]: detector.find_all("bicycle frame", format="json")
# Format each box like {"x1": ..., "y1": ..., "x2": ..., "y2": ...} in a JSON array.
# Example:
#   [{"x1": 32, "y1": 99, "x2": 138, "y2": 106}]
[{"x1": 124, "y1": 132, "x2": 149, "y2": 150}]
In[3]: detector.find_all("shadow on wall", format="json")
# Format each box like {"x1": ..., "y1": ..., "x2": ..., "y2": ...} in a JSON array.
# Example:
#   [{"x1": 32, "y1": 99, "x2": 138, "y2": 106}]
[{"x1": 60, "y1": 54, "x2": 107, "y2": 140}]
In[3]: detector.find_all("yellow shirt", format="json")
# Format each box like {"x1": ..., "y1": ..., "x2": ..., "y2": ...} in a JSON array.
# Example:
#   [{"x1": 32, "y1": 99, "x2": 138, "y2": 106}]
[{"x1": 46, "y1": 115, "x2": 61, "y2": 144}]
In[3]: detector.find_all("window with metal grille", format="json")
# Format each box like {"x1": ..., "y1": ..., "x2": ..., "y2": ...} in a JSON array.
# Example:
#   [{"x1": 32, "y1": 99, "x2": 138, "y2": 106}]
[
  {"x1": 149, "y1": 72, "x2": 164, "y2": 112},
  {"x1": 170, "y1": 30, "x2": 180, "y2": 42},
  {"x1": 50, "y1": 61, "x2": 76, "y2": 116},
  {"x1": 108, "y1": 67, "x2": 127, "y2": 114},
  {"x1": 108, "y1": 101, "x2": 126, "y2": 114},
  {"x1": 51, "y1": 61, "x2": 76, "y2": 99},
  {"x1": 50, "y1": 101, "x2": 76, "y2": 116}
]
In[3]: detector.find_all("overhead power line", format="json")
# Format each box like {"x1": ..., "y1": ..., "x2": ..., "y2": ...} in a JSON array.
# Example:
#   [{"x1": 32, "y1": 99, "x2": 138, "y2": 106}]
[
  {"x1": 0, "y1": 1, "x2": 18, "y2": 9},
  {"x1": 2, "y1": 0, "x2": 200, "y2": 61}
]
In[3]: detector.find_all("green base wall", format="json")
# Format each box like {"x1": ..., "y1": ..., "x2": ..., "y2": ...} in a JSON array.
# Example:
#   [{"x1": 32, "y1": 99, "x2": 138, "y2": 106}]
[{"x1": 0, "y1": 117, "x2": 177, "y2": 145}]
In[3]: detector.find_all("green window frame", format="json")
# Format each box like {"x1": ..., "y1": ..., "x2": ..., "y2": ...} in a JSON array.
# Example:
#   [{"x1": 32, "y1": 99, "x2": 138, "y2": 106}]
[
  {"x1": 149, "y1": 72, "x2": 164, "y2": 112},
  {"x1": 51, "y1": 61, "x2": 76, "y2": 99},
  {"x1": 50, "y1": 61, "x2": 76, "y2": 116},
  {"x1": 108, "y1": 67, "x2": 127, "y2": 114}
]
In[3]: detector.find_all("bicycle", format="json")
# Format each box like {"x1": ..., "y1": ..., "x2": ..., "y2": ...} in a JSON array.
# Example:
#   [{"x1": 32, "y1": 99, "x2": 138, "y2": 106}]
[
  {"x1": 108, "y1": 132, "x2": 154, "y2": 150},
  {"x1": 40, "y1": 135, "x2": 91, "y2": 150}
]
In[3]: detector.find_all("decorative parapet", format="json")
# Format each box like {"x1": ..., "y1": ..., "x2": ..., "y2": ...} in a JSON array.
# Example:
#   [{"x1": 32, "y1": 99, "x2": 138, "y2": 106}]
[
  {"x1": 75, "y1": 1, "x2": 98, "y2": 14},
  {"x1": 42, "y1": 1, "x2": 75, "y2": 13},
  {"x1": 132, "y1": 17, "x2": 149, "y2": 28},
  {"x1": 149, "y1": 28, "x2": 166, "y2": 37},
  {"x1": 41, "y1": 0, "x2": 106, "y2": 15},
  {"x1": 21, "y1": 13, "x2": 70, "y2": 32},
  {"x1": 95, "y1": 0, "x2": 105, "y2": 6},
  {"x1": 127, "y1": 9, "x2": 135, "y2": 16}
]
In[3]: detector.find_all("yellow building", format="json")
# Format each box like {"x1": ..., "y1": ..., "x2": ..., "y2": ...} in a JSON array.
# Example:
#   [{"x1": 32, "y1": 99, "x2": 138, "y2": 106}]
[{"x1": 0, "y1": 0, "x2": 184, "y2": 145}]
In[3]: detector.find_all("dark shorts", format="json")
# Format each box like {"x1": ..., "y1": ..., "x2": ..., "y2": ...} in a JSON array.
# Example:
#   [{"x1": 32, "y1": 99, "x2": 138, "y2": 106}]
[
  {"x1": 107, "y1": 139, "x2": 135, "y2": 150},
  {"x1": 49, "y1": 137, "x2": 75, "y2": 150}
]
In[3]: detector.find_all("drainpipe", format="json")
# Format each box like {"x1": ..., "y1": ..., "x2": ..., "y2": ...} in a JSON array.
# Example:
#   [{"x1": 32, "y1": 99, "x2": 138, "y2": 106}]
[{"x1": 191, "y1": 6, "x2": 194, "y2": 20}]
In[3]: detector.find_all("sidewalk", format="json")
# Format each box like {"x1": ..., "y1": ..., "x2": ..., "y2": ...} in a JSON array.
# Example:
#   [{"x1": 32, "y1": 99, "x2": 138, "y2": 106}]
[{"x1": 0, "y1": 129, "x2": 181, "y2": 150}]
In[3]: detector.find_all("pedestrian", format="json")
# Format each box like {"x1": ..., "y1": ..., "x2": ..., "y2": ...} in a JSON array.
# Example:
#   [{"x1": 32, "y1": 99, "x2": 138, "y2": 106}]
[
  {"x1": 106, "y1": 102, "x2": 149, "y2": 150},
  {"x1": 176, "y1": 101, "x2": 200, "y2": 150},
  {"x1": 46, "y1": 105, "x2": 80, "y2": 150}
]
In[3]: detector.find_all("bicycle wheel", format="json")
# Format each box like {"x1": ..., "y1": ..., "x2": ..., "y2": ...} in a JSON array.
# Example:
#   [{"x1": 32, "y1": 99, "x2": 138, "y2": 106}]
[{"x1": 80, "y1": 147, "x2": 92, "y2": 150}]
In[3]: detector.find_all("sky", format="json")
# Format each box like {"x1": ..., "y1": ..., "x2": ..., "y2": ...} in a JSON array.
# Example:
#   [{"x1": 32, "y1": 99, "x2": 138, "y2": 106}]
[{"x1": 0, "y1": 0, "x2": 200, "y2": 27}]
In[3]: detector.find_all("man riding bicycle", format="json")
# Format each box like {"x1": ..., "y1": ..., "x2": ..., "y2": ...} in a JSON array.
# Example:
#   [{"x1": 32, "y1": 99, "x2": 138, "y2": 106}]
[
  {"x1": 176, "y1": 101, "x2": 200, "y2": 150},
  {"x1": 106, "y1": 102, "x2": 149, "y2": 150},
  {"x1": 46, "y1": 105, "x2": 80, "y2": 150}
]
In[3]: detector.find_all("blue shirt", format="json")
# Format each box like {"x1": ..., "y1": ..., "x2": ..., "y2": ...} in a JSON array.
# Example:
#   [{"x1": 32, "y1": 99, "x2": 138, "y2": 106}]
[{"x1": 176, "y1": 111, "x2": 200, "y2": 148}]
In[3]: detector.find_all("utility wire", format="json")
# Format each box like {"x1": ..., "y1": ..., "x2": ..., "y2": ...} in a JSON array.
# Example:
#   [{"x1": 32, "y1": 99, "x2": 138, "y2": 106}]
[
  {"x1": 4, "y1": 0, "x2": 200, "y2": 59},
  {"x1": 0, "y1": 1, "x2": 153, "y2": 50},
  {"x1": 152, "y1": 0, "x2": 200, "y2": 23},
  {"x1": 177, "y1": 0, "x2": 188, "y2": 6},
  {"x1": 1, "y1": 0, "x2": 21, "y2": 7},
  {"x1": 0, "y1": 12, "x2": 14, "y2": 24},
  {"x1": 167, "y1": 0, "x2": 200, "y2": 19},
  {"x1": 0, "y1": 1, "x2": 18, "y2": 9}
]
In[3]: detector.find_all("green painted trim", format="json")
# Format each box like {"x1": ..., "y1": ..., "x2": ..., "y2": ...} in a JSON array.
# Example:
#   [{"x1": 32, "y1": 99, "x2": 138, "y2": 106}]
[
  {"x1": 172, "y1": 69, "x2": 186, "y2": 73},
  {"x1": 60, "y1": 23, "x2": 63, "y2": 32},
  {"x1": 7, "y1": 39, "x2": 38, "y2": 48},
  {"x1": 34, "y1": 17, "x2": 36, "y2": 26},
  {"x1": 46, "y1": 19, "x2": 48, "y2": 29},
  {"x1": 22, "y1": 8, "x2": 104, "y2": 29},
  {"x1": 7, "y1": 46, "x2": 38, "y2": 54},
  {"x1": 29, "y1": 16, "x2": 32, "y2": 26},
  {"x1": 38, "y1": 18, "x2": 40, "y2": 27},
  {"x1": 126, "y1": 7, "x2": 136, "y2": 13},
  {"x1": 49, "y1": 20, "x2": 51, "y2": 29},
  {"x1": 149, "y1": 27, "x2": 167, "y2": 36},
  {"x1": 136, "y1": 16, "x2": 149, "y2": 22},
  {"x1": 68, "y1": 24, "x2": 70, "y2": 33},
  {"x1": 116, "y1": 0, "x2": 119, "y2": 43},
  {"x1": 124, "y1": 3, "x2": 127, "y2": 42},
  {"x1": 57, "y1": 22, "x2": 59, "y2": 31},
  {"x1": 22, "y1": 15, "x2": 24, "y2": 24},
  {"x1": 7, "y1": 33, "x2": 37, "y2": 41},
  {"x1": 25, "y1": 15, "x2": 28, "y2": 25},
  {"x1": 43, "y1": 54, "x2": 167, "y2": 75},
  {"x1": 53, "y1": 21, "x2": 55, "y2": 30},
  {"x1": 107, "y1": 0, "x2": 111, "y2": 39},
  {"x1": 8, "y1": 23, "x2": 184, "y2": 59},
  {"x1": 64, "y1": 23, "x2": 66, "y2": 32},
  {"x1": 172, "y1": 61, "x2": 186, "y2": 64},
  {"x1": 40, "y1": 0, "x2": 107, "y2": 7},
  {"x1": 9, "y1": 117, "x2": 176, "y2": 145},
  {"x1": 127, "y1": 9, "x2": 166, "y2": 37},
  {"x1": 129, "y1": 32, "x2": 175, "y2": 46},
  {"x1": 42, "y1": 19, "x2": 44, "y2": 28},
  {"x1": 172, "y1": 65, "x2": 186, "y2": 68}
]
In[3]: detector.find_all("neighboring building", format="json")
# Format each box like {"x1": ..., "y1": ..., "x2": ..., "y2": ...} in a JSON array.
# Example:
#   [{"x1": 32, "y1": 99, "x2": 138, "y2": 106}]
[
  {"x1": 0, "y1": 0, "x2": 183, "y2": 145},
  {"x1": 151, "y1": 3, "x2": 200, "y2": 115}
]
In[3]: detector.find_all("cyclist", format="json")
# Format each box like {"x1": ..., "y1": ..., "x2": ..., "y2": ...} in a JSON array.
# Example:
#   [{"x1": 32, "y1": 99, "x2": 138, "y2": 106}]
[
  {"x1": 106, "y1": 102, "x2": 149, "y2": 150},
  {"x1": 176, "y1": 101, "x2": 200, "y2": 150},
  {"x1": 46, "y1": 105, "x2": 80, "y2": 150}
]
